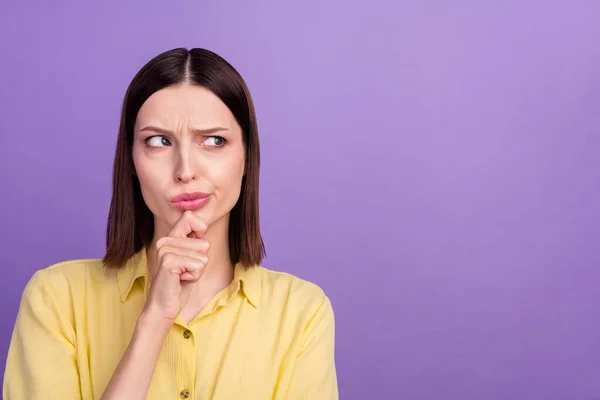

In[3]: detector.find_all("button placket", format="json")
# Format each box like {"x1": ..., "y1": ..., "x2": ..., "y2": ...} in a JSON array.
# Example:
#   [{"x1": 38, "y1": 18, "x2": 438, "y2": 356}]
[{"x1": 176, "y1": 326, "x2": 195, "y2": 400}]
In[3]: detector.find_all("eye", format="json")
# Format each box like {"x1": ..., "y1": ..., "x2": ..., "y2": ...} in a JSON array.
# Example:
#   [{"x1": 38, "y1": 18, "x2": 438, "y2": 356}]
[
  {"x1": 203, "y1": 136, "x2": 227, "y2": 147},
  {"x1": 146, "y1": 136, "x2": 171, "y2": 147}
]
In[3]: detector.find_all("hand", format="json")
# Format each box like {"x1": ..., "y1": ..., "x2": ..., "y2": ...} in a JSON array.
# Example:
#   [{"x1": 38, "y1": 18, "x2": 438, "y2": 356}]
[{"x1": 142, "y1": 211, "x2": 210, "y2": 327}]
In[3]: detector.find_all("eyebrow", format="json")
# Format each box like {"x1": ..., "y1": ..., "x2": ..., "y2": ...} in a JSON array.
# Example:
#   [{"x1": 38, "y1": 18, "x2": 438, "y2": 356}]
[{"x1": 138, "y1": 125, "x2": 229, "y2": 135}]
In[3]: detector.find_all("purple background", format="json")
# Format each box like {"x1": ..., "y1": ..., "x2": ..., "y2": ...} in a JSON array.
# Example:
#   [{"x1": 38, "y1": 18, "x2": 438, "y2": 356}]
[{"x1": 1, "y1": 1, "x2": 599, "y2": 399}]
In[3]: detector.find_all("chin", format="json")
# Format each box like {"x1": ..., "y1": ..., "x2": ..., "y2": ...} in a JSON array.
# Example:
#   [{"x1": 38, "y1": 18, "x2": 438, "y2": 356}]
[{"x1": 189, "y1": 206, "x2": 219, "y2": 227}]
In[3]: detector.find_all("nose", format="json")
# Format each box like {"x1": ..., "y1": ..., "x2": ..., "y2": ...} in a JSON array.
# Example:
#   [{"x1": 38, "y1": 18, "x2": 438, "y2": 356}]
[{"x1": 174, "y1": 148, "x2": 198, "y2": 183}]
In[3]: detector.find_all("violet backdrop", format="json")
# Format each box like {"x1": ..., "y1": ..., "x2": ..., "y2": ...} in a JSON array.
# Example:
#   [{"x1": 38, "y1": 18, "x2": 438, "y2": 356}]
[{"x1": 1, "y1": 1, "x2": 599, "y2": 399}]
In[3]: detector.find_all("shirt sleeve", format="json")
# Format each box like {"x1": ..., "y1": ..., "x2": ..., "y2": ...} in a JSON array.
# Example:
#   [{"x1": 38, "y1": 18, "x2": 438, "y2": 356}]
[
  {"x1": 3, "y1": 270, "x2": 82, "y2": 399},
  {"x1": 283, "y1": 295, "x2": 339, "y2": 400}
]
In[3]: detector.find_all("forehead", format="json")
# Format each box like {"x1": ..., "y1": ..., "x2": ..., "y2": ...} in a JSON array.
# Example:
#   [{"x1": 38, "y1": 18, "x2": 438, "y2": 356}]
[{"x1": 135, "y1": 84, "x2": 237, "y2": 130}]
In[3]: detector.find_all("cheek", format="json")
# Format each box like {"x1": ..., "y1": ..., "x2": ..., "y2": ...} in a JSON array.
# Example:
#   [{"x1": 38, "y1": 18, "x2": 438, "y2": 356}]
[
  {"x1": 132, "y1": 148, "x2": 168, "y2": 210},
  {"x1": 215, "y1": 162, "x2": 244, "y2": 190},
  {"x1": 131, "y1": 143, "x2": 146, "y2": 178},
  {"x1": 213, "y1": 153, "x2": 245, "y2": 195}
]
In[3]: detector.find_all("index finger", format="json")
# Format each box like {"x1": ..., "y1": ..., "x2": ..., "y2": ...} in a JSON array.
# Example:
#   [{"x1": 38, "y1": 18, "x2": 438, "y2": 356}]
[{"x1": 168, "y1": 211, "x2": 208, "y2": 238}]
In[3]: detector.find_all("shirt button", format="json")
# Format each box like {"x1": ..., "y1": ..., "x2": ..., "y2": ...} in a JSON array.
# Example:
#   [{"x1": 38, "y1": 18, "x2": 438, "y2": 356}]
[
  {"x1": 183, "y1": 329, "x2": 192, "y2": 339},
  {"x1": 180, "y1": 389, "x2": 190, "y2": 399}
]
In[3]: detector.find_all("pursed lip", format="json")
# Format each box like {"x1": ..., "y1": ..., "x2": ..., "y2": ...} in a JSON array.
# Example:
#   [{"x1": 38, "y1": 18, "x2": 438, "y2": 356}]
[
  {"x1": 171, "y1": 192, "x2": 211, "y2": 202},
  {"x1": 170, "y1": 192, "x2": 212, "y2": 211}
]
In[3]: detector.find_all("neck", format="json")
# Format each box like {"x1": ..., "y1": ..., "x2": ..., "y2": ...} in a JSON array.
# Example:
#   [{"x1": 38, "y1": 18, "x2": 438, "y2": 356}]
[{"x1": 146, "y1": 213, "x2": 235, "y2": 303}]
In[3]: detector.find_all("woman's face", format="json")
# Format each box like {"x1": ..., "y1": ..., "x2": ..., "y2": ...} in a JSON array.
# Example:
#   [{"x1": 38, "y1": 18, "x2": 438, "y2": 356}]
[{"x1": 132, "y1": 83, "x2": 245, "y2": 238}]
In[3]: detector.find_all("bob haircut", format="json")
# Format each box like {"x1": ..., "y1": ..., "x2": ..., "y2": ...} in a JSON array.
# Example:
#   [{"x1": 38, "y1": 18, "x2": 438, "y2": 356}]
[{"x1": 103, "y1": 48, "x2": 265, "y2": 269}]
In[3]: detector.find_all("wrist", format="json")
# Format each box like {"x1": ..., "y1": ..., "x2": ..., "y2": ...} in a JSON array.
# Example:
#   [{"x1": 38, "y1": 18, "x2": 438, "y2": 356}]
[{"x1": 137, "y1": 308, "x2": 174, "y2": 337}]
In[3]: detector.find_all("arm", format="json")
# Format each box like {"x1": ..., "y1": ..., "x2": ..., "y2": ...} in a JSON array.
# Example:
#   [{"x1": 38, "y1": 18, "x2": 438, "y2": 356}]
[
  {"x1": 3, "y1": 271, "x2": 81, "y2": 399},
  {"x1": 284, "y1": 295, "x2": 339, "y2": 400},
  {"x1": 100, "y1": 309, "x2": 171, "y2": 400},
  {"x1": 3, "y1": 273, "x2": 172, "y2": 400},
  {"x1": 102, "y1": 211, "x2": 207, "y2": 399}
]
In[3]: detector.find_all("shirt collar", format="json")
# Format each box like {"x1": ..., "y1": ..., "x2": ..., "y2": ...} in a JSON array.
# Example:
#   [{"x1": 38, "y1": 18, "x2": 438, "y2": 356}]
[
  {"x1": 116, "y1": 247, "x2": 262, "y2": 307},
  {"x1": 231, "y1": 262, "x2": 262, "y2": 308},
  {"x1": 116, "y1": 247, "x2": 148, "y2": 302}
]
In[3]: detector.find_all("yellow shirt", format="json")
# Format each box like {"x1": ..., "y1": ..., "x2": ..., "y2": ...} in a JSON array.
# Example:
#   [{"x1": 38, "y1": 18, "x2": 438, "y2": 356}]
[{"x1": 3, "y1": 248, "x2": 338, "y2": 399}]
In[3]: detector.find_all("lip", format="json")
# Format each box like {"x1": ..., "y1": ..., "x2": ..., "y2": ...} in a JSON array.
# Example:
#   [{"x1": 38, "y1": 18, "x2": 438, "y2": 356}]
[
  {"x1": 170, "y1": 192, "x2": 212, "y2": 211},
  {"x1": 172, "y1": 192, "x2": 211, "y2": 202}
]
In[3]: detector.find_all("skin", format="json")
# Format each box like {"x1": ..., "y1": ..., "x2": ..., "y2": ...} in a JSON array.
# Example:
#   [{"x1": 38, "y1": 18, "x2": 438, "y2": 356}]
[{"x1": 101, "y1": 83, "x2": 246, "y2": 400}]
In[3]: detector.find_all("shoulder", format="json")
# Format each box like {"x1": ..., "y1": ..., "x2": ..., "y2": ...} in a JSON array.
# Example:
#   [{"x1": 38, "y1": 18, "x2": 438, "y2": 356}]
[
  {"x1": 23, "y1": 256, "x2": 112, "y2": 302},
  {"x1": 13, "y1": 257, "x2": 112, "y2": 337},
  {"x1": 251, "y1": 267, "x2": 335, "y2": 348},
  {"x1": 254, "y1": 266, "x2": 334, "y2": 317},
  {"x1": 260, "y1": 267, "x2": 327, "y2": 298}
]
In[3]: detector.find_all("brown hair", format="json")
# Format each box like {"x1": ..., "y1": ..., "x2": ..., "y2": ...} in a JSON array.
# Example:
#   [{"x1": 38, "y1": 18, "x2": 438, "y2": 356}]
[{"x1": 102, "y1": 48, "x2": 265, "y2": 269}]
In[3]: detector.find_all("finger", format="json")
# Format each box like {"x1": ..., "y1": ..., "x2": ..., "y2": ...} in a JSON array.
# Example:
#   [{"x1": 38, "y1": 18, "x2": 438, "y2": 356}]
[
  {"x1": 187, "y1": 231, "x2": 206, "y2": 240},
  {"x1": 156, "y1": 245, "x2": 209, "y2": 266},
  {"x1": 180, "y1": 271, "x2": 201, "y2": 282},
  {"x1": 159, "y1": 252, "x2": 207, "y2": 277},
  {"x1": 156, "y1": 236, "x2": 211, "y2": 253},
  {"x1": 168, "y1": 210, "x2": 207, "y2": 238},
  {"x1": 168, "y1": 210, "x2": 208, "y2": 239}
]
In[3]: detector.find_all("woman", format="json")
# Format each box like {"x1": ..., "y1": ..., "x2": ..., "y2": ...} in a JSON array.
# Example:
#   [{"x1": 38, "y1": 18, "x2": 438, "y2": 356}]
[{"x1": 4, "y1": 48, "x2": 338, "y2": 399}]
